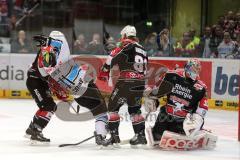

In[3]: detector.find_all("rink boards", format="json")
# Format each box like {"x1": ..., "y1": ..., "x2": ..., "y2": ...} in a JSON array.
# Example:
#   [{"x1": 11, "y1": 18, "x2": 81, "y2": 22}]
[{"x1": 0, "y1": 54, "x2": 239, "y2": 111}]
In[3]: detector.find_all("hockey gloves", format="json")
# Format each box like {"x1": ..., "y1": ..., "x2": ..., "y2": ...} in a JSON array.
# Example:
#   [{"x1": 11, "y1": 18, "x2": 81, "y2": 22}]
[{"x1": 183, "y1": 113, "x2": 204, "y2": 137}]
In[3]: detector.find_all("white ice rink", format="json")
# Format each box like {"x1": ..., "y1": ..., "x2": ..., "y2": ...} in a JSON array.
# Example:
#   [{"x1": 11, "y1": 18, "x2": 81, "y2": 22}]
[{"x1": 0, "y1": 99, "x2": 239, "y2": 160}]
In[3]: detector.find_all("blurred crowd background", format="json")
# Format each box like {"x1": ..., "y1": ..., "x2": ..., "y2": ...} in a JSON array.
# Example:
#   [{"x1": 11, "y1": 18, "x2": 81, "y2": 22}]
[{"x1": 0, "y1": 0, "x2": 240, "y2": 59}]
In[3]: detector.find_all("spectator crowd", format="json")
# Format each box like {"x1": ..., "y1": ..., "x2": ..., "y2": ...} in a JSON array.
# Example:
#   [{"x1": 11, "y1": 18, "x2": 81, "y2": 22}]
[
  {"x1": 63, "y1": 10, "x2": 240, "y2": 59},
  {"x1": 141, "y1": 10, "x2": 240, "y2": 59},
  {"x1": 1, "y1": 3, "x2": 239, "y2": 59}
]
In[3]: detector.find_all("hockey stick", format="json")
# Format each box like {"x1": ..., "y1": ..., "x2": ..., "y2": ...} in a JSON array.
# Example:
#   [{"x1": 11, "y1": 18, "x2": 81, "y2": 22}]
[
  {"x1": 15, "y1": 3, "x2": 40, "y2": 27},
  {"x1": 59, "y1": 135, "x2": 95, "y2": 147}
]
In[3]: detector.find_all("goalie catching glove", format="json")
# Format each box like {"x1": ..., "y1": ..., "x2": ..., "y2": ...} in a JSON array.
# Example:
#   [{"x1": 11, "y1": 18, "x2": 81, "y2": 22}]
[
  {"x1": 183, "y1": 113, "x2": 204, "y2": 137},
  {"x1": 143, "y1": 97, "x2": 159, "y2": 113}
]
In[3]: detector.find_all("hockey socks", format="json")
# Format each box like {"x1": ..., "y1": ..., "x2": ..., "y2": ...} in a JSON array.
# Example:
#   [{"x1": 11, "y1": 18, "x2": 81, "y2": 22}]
[
  {"x1": 130, "y1": 114, "x2": 147, "y2": 145},
  {"x1": 95, "y1": 113, "x2": 108, "y2": 136},
  {"x1": 33, "y1": 109, "x2": 54, "y2": 129},
  {"x1": 131, "y1": 114, "x2": 145, "y2": 134},
  {"x1": 25, "y1": 109, "x2": 53, "y2": 142},
  {"x1": 101, "y1": 112, "x2": 121, "y2": 146}
]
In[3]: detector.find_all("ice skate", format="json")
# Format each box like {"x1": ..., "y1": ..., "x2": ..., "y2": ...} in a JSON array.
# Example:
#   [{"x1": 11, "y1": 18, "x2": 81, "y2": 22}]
[{"x1": 130, "y1": 130, "x2": 147, "y2": 145}]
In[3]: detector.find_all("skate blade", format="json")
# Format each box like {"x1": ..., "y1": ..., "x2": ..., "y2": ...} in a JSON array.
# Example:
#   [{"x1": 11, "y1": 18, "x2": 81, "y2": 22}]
[
  {"x1": 130, "y1": 144, "x2": 149, "y2": 149},
  {"x1": 24, "y1": 134, "x2": 31, "y2": 139},
  {"x1": 98, "y1": 143, "x2": 121, "y2": 150},
  {"x1": 29, "y1": 140, "x2": 50, "y2": 146},
  {"x1": 120, "y1": 139, "x2": 129, "y2": 145},
  {"x1": 98, "y1": 144, "x2": 115, "y2": 150},
  {"x1": 112, "y1": 143, "x2": 121, "y2": 148}
]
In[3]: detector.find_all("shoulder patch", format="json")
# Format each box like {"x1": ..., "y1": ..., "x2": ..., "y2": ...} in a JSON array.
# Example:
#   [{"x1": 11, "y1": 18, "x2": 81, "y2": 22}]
[
  {"x1": 167, "y1": 69, "x2": 185, "y2": 77},
  {"x1": 194, "y1": 80, "x2": 207, "y2": 90}
]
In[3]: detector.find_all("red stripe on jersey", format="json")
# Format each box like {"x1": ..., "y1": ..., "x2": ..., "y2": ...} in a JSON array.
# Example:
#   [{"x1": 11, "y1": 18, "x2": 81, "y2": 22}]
[{"x1": 110, "y1": 47, "x2": 122, "y2": 57}]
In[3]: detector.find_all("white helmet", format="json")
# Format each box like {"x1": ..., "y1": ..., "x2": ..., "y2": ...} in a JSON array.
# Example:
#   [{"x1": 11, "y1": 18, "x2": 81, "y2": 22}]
[{"x1": 120, "y1": 25, "x2": 136, "y2": 38}]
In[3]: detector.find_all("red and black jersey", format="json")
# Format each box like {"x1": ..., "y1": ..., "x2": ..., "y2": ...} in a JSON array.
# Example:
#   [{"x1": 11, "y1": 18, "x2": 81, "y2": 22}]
[
  {"x1": 100, "y1": 38, "x2": 148, "y2": 80},
  {"x1": 161, "y1": 69, "x2": 208, "y2": 119},
  {"x1": 27, "y1": 50, "x2": 43, "y2": 79},
  {"x1": 28, "y1": 47, "x2": 56, "y2": 80}
]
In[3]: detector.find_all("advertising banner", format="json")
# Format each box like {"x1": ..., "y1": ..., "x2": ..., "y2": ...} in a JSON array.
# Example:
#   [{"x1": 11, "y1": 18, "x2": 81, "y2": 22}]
[
  {"x1": 0, "y1": 54, "x2": 239, "y2": 102},
  {"x1": 0, "y1": 54, "x2": 35, "y2": 90},
  {"x1": 211, "y1": 59, "x2": 239, "y2": 101}
]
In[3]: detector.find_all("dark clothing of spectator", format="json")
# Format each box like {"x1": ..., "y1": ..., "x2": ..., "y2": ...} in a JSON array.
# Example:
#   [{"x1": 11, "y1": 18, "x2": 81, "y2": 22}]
[
  {"x1": 11, "y1": 38, "x2": 32, "y2": 53},
  {"x1": 209, "y1": 36, "x2": 223, "y2": 57},
  {"x1": 86, "y1": 43, "x2": 105, "y2": 55},
  {"x1": 200, "y1": 36, "x2": 212, "y2": 58}
]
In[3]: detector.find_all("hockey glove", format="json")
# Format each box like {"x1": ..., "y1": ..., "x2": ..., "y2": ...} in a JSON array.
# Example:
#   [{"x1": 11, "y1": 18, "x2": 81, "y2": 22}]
[
  {"x1": 143, "y1": 97, "x2": 159, "y2": 113},
  {"x1": 183, "y1": 113, "x2": 204, "y2": 137}
]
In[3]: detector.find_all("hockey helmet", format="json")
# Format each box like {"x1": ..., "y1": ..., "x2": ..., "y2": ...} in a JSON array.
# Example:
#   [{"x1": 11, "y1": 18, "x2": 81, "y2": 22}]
[
  {"x1": 120, "y1": 25, "x2": 136, "y2": 38},
  {"x1": 184, "y1": 58, "x2": 201, "y2": 81}
]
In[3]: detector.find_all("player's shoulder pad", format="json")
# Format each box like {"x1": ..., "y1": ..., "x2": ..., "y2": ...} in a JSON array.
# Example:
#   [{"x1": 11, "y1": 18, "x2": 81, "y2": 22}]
[
  {"x1": 167, "y1": 68, "x2": 185, "y2": 77},
  {"x1": 110, "y1": 47, "x2": 122, "y2": 57},
  {"x1": 194, "y1": 79, "x2": 207, "y2": 91}
]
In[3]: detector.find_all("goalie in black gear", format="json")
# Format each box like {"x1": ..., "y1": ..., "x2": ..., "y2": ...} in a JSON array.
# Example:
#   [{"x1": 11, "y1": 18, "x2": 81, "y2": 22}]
[{"x1": 144, "y1": 59, "x2": 216, "y2": 150}]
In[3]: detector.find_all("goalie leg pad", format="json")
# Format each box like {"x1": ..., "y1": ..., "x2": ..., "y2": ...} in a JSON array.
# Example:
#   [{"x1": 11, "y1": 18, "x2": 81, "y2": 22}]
[
  {"x1": 159, "y1": 130, "x2": 217, "y2": 150},
  {"x1": 146, "y1": 127, "x2": 159, "y2": 146}
]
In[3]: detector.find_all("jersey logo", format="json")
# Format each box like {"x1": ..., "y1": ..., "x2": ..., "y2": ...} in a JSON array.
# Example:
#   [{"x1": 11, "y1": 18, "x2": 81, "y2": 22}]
[
  {"x1": 172, "y1": 100, "x2": 184, "y2": 112},
  {"x1": 166, "y1": 100, "x2": 188, "y2": 118}
]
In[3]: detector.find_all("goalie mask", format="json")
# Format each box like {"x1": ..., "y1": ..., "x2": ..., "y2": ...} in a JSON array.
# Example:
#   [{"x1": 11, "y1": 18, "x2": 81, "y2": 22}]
[{"x1": 184, "y1": 58, "x2": 201, "y2": 81}]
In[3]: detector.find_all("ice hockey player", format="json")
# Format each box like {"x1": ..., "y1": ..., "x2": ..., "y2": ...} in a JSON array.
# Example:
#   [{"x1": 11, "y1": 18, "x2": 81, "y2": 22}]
[
  {"x1": 145, "y1": 58, "x2": 217, "y2": 150},
  {"x1": 98, "y1": 25, "x2": 148, "y2": 146},
  {"x1": 25, "y1": 31, "x2": 108, "y2": 145}
]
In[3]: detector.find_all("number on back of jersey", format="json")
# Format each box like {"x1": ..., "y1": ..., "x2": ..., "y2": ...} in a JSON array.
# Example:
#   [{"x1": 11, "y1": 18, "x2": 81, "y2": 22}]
[{"x1": 134, "y1": 47, "x2": 147, "y2": 74}]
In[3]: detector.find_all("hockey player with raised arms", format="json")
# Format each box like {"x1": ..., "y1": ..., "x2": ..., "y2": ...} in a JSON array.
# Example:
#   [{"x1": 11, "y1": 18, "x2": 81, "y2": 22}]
[
  {"x1": 98, "y1": 25, "x2": 148, "y2": 146},
  {"x1": 25, "y1": 31, "x2": 108, "y2": 144},
  {"x1": 145, "y1": 58, "x2": 217, "y2": 150}
]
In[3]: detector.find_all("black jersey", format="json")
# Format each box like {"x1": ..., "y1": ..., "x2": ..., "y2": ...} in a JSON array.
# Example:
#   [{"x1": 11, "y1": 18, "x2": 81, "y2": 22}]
[
  {"x1": 162, "y1": 69, "x2": 208, "y2": 119},
  {"x1": 27, "y1": 50, "x2": 43, "y2": 79},
  {"x1": 110, "y1": 42, "x2": 148, "y2": 77}
]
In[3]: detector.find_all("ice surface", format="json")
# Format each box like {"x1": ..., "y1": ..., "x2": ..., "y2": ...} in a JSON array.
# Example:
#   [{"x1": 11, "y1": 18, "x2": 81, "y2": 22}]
[{"x1": 0, "y1": 99, "x2": 239, "y2": 160}]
